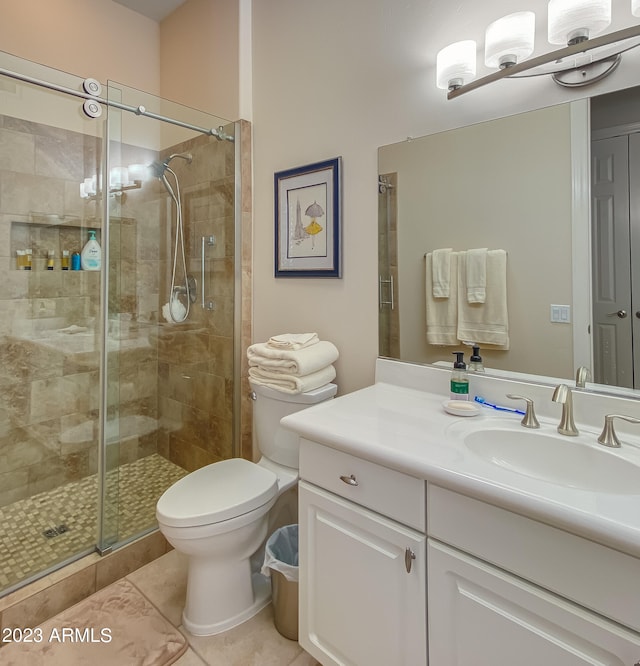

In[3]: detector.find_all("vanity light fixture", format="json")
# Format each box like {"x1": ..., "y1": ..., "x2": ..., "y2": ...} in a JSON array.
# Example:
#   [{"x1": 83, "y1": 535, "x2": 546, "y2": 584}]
[
  {"x1": 436, "y1": 0, "x2": 640, "y2": 99},
  {"x1": 79, "y1": 165, "x2": 145, "y2": 200}
]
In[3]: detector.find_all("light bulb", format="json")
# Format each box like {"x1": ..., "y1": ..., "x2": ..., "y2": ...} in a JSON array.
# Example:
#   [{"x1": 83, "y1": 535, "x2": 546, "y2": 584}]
[
  {"x1": 548, "y1": 0, "x2": 611, "y2": 45},
  {"x1": 436, "y1": 40, "x2": 477, "y2": 91},
  {"x1": 485, "y1": 12, "x2": 536, "y2": 69}
]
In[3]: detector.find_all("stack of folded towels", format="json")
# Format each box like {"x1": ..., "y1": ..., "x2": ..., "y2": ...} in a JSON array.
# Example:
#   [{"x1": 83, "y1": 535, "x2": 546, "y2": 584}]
[{"x1": 247, "y1": 333, "x2": 338, "y2": 394}]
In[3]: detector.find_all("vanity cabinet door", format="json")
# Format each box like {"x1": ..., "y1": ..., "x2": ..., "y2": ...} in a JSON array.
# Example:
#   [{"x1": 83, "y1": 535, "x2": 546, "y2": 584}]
[
  {"x1": 299, "y1": 481, "x2": 427, "y2": 666},
  {"x1": 428, "y1": 539, "x2": 640, "y2": 666}
]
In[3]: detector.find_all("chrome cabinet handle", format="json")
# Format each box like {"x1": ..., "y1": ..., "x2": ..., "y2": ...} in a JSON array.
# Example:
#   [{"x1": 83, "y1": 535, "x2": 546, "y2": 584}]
[
  {"x1": 607, "y1": 309, "x2": 627, "y2": 318},
  {"x1": 405, "y1": 548, "x2": 416, "y2": 573},
  {"x1": 339, "y1": 474, "x2": 358, "y2": 486}
]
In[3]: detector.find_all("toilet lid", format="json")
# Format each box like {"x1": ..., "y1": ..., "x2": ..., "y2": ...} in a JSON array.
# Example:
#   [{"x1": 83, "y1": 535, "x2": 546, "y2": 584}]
[{"x1": 156, "y1": 458, "x2": 278, "y2": 528}]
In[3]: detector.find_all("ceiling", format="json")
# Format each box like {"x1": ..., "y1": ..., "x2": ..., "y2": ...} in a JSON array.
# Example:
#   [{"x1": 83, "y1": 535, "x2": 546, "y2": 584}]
[{"x1": 112, "y1": 0, "x2": 187, "y2": 22}]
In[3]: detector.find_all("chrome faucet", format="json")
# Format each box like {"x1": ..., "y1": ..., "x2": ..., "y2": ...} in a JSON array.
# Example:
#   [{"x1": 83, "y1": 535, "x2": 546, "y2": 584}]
[
  {"x1": 575, "y1": 366, "x2": 591, "y2": 388},
  {"x1": 552, "y1": 384, "x2": 579, "y2": 436}
]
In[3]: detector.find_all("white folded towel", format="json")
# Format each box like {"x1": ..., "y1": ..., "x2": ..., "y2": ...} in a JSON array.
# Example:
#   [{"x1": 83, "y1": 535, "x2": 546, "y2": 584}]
[
  {"x1": 425, "y1": 251, "x2": 459, "y2": 345},
  {"x1": 247, "y1": 340, "x2": 339, "y2": 376},
  {"x1": 267, "y1": 332, "x2": 319, "y2": 350},
  {"x1": 248, "y1": 364, "x2": 336, "y2": 394},
  {"x1": 432, "y1": 248, "x2": 453, "y2": 298},
  {"x1": 465, "y1": 248, "x2": 488, "y2": 303},
  {"x1": 457, "y1": 249, "x2": 509, "y2": 348}
]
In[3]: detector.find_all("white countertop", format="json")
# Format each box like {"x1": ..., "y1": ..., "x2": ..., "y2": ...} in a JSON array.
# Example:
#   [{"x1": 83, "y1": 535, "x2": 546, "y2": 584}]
[{"x1": 281, "y1": 375, "x2": 640, "y2": 559}]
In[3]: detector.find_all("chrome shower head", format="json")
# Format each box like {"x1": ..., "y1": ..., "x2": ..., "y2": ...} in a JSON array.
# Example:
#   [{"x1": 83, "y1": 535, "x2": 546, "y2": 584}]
[{"x1": 149, "y1": 152, "x2": 193, "y2": 179}]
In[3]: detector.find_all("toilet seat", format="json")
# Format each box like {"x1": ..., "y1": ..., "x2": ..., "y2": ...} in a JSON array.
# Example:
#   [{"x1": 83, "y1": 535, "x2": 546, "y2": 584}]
[{"x1": 157, "y1": 458, "x2": 278, "y2": 528}]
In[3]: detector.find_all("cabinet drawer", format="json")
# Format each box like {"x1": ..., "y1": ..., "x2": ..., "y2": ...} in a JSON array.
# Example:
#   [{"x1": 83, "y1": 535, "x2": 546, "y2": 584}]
[
  {"x1": 300, "y1": 438, "x2": 425, "y2": 531},
  {"x1": 428, "y1": 484, "x2": 640, "y2": 633}
]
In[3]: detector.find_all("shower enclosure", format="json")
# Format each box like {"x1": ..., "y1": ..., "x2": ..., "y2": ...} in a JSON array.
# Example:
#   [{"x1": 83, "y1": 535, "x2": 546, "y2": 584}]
[{"x1": 0, "y1": 50, "x2": 248, "y2": 595}]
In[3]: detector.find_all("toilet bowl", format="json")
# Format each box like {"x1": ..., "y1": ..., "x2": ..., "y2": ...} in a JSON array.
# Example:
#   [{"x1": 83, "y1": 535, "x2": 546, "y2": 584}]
[{"x1": 156, "y1": 380, "x2": 337, "y2": 636}]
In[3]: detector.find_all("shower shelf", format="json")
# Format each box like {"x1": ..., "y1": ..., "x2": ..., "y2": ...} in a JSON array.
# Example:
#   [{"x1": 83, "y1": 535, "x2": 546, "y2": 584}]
[{"x1": 26, "y1": 213, "x2": 85, "y2": 227}]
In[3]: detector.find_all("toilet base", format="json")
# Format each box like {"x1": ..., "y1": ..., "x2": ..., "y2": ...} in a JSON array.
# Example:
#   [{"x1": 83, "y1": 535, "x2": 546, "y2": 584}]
[{"x1": 183, "y1": 573, "x2": 272, "y2": 636}]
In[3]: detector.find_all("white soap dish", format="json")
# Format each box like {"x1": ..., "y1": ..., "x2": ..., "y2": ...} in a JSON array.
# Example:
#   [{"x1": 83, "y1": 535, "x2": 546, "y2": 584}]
[{"x1": 442, "y1": 400, "x2": 480, "y2": 417}]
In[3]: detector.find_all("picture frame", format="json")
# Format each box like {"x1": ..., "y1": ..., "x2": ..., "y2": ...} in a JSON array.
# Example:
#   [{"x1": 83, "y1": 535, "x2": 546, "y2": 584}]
[{"x1": 274, "y1": 157, "x2": 342, "y2": 278}]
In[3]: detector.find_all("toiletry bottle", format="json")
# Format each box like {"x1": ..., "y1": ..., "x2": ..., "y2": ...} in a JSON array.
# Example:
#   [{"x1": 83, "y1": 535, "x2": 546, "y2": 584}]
[
  {"x1": 81, "y1": 230, "x2": 101, "y2": 271},
  {"x1": 24, "y1": 249, "x2": 32, "y2": 271},
  {"x1": 47, "y1": 250, "x2": 55, "y2": 270},
  {"x1": 451, "y1": 352, "x2": 469, "y2": 400},
  {"x1": 71, "y1": 252, "x2": 81, "y2": 270},
  {"x1": 469, "y1": 345, "x2": 485, "y2": 373},
  {"x1": 61, "y1": 250, "x2": 70, "y2": 270},
  {"x1": 16, "y1": 250, "x2": 25, "y2": 270}
]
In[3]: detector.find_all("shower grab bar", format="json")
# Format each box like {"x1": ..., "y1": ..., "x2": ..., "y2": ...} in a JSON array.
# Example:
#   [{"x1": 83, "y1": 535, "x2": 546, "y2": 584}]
[
  {"x1": 202, "y1": 235, "x2": 216, "y2": 311},
  {"x1": 0, "y1": 66, "x2": 234, "y2": 141},
  {"x1": 379, "y1": 275, "x2": 394, "y2": 310}
]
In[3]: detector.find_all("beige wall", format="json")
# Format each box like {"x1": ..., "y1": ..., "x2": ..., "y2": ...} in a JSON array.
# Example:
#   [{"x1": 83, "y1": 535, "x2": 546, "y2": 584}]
[
  {"x1": 160, "y1": 0, "x2": 239, "y2": 120},
  {"x1": 0, "y1": 0, "x2": 160, "y2": 94},
  {"x1": 251, "y1": 0, "x2": 640, "y2": 394},
  {"x1": 0, "y1": 0, "x2": 241, "y2": 120},
  {"x1": 3, "y1": 0, "x2": 640, "y2": 397}
]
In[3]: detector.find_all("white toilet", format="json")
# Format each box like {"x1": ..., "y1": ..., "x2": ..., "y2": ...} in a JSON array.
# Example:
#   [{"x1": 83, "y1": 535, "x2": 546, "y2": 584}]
[{"x1": 156, "y1": 380, "x2": 337, "y2": 636}]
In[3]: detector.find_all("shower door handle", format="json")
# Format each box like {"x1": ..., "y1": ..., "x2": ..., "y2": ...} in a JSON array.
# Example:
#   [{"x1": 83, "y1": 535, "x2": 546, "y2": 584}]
[{"x1": 201, "y1": 235, "x2": 216, "y2": 310}]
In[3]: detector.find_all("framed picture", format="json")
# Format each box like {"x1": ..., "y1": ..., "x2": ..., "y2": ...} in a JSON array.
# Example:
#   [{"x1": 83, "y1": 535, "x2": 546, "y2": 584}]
[{"x1": 274, "y1": 157, "x2": 342, "y2": 278}]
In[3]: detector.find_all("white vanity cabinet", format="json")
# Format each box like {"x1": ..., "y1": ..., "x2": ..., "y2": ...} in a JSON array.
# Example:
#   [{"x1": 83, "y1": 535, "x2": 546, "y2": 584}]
[
  {"x1": 427, "y1": 485, "x2": 640, "y2": 665},
  {"x1": 298, "y1": 439, "x2": 427, "y2": 666}
]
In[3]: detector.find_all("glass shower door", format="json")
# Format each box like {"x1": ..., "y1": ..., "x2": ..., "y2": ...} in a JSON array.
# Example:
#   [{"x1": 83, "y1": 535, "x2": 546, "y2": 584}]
[
  {"x1": 0, "y1": 51, "x2": 105, "y2": 591},
  {"x1": 0, "y1": 49, "x2": 242, "y2": 593},
  {"x1": 99, "y1": 80, "x2": 238, "y2": 552}
]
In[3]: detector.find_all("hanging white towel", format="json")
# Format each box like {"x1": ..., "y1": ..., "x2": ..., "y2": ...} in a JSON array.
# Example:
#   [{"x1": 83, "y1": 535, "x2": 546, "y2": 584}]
[
  {"x1": 248, "y1": 364, "x2": 336, "y2": 394},
  {"x1": 431, "y1": 248, "x2": 453, "y2": 298},
  {"x1": 267, "y1": 332, "x2": 319, "y2": 350},
  {"x1": 425, "y1": 251, "x2": 459, "y2": 346},
  {"x1": 457, "y1": 249, "x2": 509, "y2": 348},
  {"x1": 465, "y1": 248, "x2": 488, "y2": 303},
  {"x1": 247, "y1": 340, "x2": 339, "y2": 376}
]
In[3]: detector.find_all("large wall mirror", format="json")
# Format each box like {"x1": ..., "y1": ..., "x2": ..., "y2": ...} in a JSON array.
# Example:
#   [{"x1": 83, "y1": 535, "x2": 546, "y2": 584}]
[{"x1": 378, "y1": 84, "x2": 640, "y2": 396}]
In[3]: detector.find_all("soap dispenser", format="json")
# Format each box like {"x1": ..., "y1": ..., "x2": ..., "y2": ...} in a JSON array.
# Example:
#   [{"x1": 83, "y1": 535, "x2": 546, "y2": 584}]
[
  {"x1": 469, "y1": 345, "x2": 485, "y2": 373},
  {"x1": 450, "y1": 352, "x2": 469, "y2": 400},
  {"x1": 81, "y1": 230, "x2": 101, "y2": 271}
]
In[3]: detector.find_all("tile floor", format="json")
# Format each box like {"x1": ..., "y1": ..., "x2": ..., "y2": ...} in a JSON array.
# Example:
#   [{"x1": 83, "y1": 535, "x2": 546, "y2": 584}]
[
  {"x1": 126, "y1": 549, "x2": 321, "y2": 666},
  {"x1": 0, "y1": 454, "x2": 186, "y2": 591}
]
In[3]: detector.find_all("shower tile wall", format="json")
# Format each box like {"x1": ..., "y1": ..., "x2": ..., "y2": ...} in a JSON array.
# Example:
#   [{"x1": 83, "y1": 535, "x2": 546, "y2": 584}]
[
  {"x1": 0, "y1": 114, "x2": 103, "y2": 508},
  {"x1": 152, "y1": 131, "x2": 239, "y2": 472},
  {"x1": 0, "y1": 112, "x2": 250, "y2": 560}
]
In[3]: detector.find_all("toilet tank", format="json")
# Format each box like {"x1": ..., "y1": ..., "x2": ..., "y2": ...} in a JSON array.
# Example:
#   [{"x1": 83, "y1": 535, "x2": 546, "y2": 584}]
[{"x1": 250, "y1": 381, "x2": 337, "y2": 469}]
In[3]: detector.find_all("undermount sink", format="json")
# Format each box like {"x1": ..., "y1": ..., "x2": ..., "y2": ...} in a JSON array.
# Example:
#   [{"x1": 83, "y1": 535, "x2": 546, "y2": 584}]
[{"x1": 451, "y1": 425, "x2": 640, "y2": 494}]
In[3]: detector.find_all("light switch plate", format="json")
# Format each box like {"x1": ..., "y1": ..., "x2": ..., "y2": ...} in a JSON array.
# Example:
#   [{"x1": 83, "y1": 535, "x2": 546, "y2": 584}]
[{"x1": 550, "y1": 304, "x2": 571, "y2": 323}]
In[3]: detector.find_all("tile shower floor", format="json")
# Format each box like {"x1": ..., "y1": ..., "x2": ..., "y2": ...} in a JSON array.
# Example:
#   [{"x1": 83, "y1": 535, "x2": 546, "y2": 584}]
[{"x1": 0, "y1": 454, "x2": 187, "y2": 591}]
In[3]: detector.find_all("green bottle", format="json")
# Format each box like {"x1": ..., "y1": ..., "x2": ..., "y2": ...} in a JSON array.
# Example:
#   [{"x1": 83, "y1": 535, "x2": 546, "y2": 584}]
[{"x1": 450, "y1": 352, "x2": 469, "y2": 400}]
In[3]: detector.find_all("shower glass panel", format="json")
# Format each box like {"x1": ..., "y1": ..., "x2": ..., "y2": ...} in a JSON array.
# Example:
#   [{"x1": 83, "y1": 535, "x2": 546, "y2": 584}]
[
  {"x1": 0, "y1": 52, "x2": 105, "y2": 591},
  {"x1": 99, "y1": 81, "x2": 238, "y2": 552},
  {"x1": 0, "y1": 49, "x2": 240, "y2": 594}
]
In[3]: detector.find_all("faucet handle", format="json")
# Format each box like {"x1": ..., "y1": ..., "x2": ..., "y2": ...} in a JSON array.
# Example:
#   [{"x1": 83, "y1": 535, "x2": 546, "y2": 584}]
[
  {"x1": 597, "y1": 414, "x2": 640, "y2": 448},
  {"x1": 575, "y1": 366, "x2": 591, "y2": 388},
  {"x1": 506, "y1": 394, "x2": 540, "y2": 429}
]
